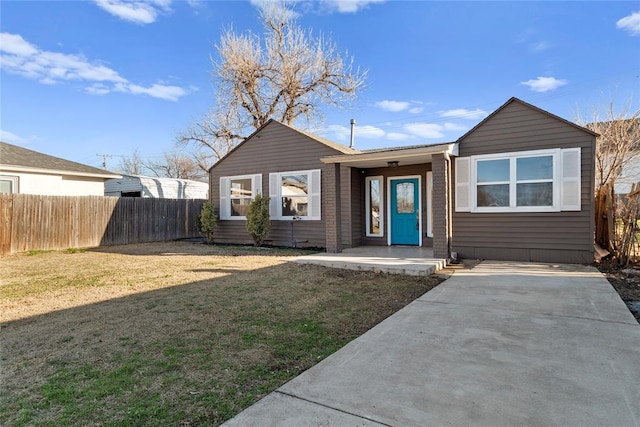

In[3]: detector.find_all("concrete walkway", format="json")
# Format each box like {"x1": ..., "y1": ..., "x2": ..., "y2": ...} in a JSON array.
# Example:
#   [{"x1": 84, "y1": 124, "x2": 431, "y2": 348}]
[
  {"x1": 293, "y1": 246, "x2": 447, "y2": 276},
  {"x1": 223, "y1": 261, "x2": 640, "y2": 427}
]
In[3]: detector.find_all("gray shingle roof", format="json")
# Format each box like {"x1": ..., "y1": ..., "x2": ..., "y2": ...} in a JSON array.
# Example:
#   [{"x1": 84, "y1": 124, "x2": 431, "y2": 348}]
[{"x1": 0, "y1": 141, "x2": 120, "y2": 178}]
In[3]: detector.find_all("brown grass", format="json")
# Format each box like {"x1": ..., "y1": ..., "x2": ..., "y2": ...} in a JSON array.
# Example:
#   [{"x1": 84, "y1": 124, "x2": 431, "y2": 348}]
[{"x1": 0, "y1": 242, "x2": 443, "y2": 426}]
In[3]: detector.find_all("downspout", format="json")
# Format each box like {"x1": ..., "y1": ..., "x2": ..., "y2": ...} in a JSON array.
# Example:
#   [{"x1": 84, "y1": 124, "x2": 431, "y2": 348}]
[{"x1": 349, "y1": 119, "x2": 356, "y2": 149}]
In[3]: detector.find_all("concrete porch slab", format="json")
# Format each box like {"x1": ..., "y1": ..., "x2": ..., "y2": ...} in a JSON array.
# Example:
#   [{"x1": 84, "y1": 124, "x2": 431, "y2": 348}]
[{"x1": 293, "y1": 246, "x2": 447, "y2": 276}]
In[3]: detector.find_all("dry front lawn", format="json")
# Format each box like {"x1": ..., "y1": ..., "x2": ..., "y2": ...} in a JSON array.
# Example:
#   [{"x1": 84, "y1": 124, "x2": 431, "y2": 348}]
[{"x1": 0, "y1": 242, "x2": 443, "y2": 426}]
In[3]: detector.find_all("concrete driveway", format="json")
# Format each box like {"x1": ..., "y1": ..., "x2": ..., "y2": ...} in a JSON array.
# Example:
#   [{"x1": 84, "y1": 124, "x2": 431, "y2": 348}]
[{"x1": 224, "y1": 261, "x2": 640, "y2": 427}]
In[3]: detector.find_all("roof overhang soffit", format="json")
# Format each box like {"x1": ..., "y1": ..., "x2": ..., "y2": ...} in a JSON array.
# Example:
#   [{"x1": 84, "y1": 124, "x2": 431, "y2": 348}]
[{"x1": 320, "y1": 143, "x2": 459, "y2": 168}]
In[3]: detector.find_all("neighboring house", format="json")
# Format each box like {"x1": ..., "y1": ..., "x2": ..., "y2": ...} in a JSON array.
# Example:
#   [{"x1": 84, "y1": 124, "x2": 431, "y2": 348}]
[
  {"x1": 105, "y1": 174, "x2": 208, "y2": 199},
  {"x1": 209, "y1": 98, "x2": 596, "y2": 263},
  {"x1": 0, "y1": 141, "x2": 120, "y2": 196},
  {"x1": 587, "y1": 118, "x2": 639, "y2": 195}
]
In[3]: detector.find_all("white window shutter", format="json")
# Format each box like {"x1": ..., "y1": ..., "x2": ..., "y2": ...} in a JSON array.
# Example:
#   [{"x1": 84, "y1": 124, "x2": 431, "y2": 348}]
[
  {"x1": 561, "y1": 148, "x2": 581, "y2": 211},
  {"x1": 219, "y1": 177, "x2": 230, "y2": 219},
  {"x1": 309, "y1": 169, "x2": 321, "y2": 220},
  {"x1": 455, "y1": 157, "x2": 471, "y2": 212},
  {"x1": 252, "y1": 174, "x2": 262, "y2": 196},
  {"x1": 269, "y1": 173, "x2": 279, "y2": 218}
]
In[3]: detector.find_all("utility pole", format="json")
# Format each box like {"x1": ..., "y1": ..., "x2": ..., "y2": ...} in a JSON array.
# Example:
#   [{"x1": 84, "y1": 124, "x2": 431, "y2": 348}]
[{"x1": 96, "y1": 154, "x2": 113, "y2": 170}]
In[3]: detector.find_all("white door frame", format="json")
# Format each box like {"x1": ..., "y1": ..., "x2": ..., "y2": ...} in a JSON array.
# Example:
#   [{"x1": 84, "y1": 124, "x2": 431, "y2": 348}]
[{"x1": 387, "y1": 175, "x2": 422, "y2": 246}]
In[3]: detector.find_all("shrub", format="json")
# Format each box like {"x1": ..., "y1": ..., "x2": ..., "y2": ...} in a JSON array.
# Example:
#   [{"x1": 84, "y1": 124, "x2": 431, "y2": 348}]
[
  {"x1": 197, "y1": 201, "x2": 217, "y2": 244},
  {"x1": 246, "y1": 194, "x2": 271, "y2": 247}
]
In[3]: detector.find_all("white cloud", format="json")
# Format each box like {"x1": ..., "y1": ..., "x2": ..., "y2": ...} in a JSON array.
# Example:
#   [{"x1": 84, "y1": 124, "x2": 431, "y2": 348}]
[
  {"x1": 94, "y1": 0, "x2": 172, "y2": 24},
  {"x1": 322, "y1": 124, "x2": 350, "y2": 141},
  {"x1": 357, "y1": 125, "x2": 386, "y2": 139},
  {"x1": 85, "y1": 83, "x2": 111, "y2": 95},
  {"x1": 438, "y1": 108, "x2": 488, "y2": 120},
  {"x1": 520, "y1": 76, "x2": 568, "y2": 93},
  {"x1": 404, "y1": 123, "x2": 444, "y2": 139},
  {"x1": 0, "y1": 33, "x2": 38, "y2": 56},
  {"x1": 249, "y1": 0, "x2": 301, "y2": 18},
  {"x1": 617, "y1": 11, "x2": 640, "y2": 36},
  {"x1": 116, "y1": 82, "x2": 187, "y2": 101},
  {"x1": 322, "y1": 123, "x2": 385, "y2": 141},
  {"x1": 0, "y1": 32, "x2": 189, "y2": 101},
  {"x1": 321, "y1": 0, "x2": 385, "y2": 13},
  {"x1": 375, "y1": 99, "x2": 424, "y2": 114},
  {"x1": 375, "y1": 100, "x2": 410, "y2": 112},
  {"x1": 0, "y1": 129, "x2": 31, "y2": 145}
]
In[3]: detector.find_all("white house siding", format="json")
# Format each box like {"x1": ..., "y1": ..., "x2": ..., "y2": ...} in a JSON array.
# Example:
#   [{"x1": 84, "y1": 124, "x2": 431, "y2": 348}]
[
  {"x1": 11, "y1": 171, "x2": 106, "y2": 196},
  {"x1": 616, "y1": 156, "x2": 640, "y2": 195}
]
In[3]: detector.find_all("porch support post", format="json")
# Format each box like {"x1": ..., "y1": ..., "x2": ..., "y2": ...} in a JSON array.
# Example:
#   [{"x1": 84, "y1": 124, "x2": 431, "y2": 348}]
[
  {"x1": 324, "y1": 163, "x2": 342, "y2": 253},
  {"x1": 432, "y1": 153, "x2": 451, "y2": 259}
]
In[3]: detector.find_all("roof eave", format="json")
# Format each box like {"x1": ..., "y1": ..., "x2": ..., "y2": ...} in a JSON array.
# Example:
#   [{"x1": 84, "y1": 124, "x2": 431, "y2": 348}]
[
  {"x1": 321, "y1": 143, "x2": 458, "y2": 168},
  {"x1": 0, "y1": 164, "x2": 121, "y2": 180}
]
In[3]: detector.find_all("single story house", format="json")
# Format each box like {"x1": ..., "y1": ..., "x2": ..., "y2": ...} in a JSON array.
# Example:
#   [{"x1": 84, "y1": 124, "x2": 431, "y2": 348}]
[
  {"x1": 0, "y1": 141, "x2": 121, "y2": 196},
  {"x1": 105, "y1": 174, "x2": 208, "y2": 199},
  {"x1": 209, "y1": 97, "x2": 596, "y2": 263}
]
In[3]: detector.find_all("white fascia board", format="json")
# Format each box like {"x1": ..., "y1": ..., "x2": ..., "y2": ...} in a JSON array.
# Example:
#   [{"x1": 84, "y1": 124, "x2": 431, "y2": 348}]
[
  {"x1": 321, "y1": 143, "x2": 458, "y2": 166},
  {"x1": 0, "y1": 164, "x2": 121, "y2": 180}
]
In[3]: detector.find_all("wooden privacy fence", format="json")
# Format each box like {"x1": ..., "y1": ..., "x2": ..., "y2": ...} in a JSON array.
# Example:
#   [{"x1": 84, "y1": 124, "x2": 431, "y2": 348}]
[{"x1": 0, "y1": 194, "x2": 205, "y2": 254}]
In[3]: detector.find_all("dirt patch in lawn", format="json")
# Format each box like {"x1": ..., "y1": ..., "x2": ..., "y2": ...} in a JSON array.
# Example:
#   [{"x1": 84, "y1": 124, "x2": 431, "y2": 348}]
[
  {"x1": 0, "y1": 242, "x2": 444, "y2": 426},
  {"x1": 597, "y1": 260, "x2": 640, "y2": 323}
]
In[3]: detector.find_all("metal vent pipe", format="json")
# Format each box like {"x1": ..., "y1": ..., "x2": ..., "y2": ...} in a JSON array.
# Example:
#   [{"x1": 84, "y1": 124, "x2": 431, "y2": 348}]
[{"x1": 349, "y1": 118, "x2": 356, "y2": 149}]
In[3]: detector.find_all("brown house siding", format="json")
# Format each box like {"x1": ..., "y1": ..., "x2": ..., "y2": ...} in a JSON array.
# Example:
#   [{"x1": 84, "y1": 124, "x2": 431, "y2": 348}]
[
  {"x1": 360, "y1": 163, "x2": 433, "y2": 247},
  {"x1": 350, "y1": 168, "x2": 363, "y2": 247},
  {"x1": 452, "y1": 101, "x2": 596, "y2": 264},
  {"x1": 210, "y1": 121, "x2": 353, "y2": 248}
]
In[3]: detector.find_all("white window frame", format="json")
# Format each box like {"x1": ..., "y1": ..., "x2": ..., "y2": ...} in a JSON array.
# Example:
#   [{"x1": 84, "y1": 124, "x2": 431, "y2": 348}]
[
  {"x1": 471, "y1": 149, "x2": 560, "y2": 213},
  {"x1": 219, "y1": 174, "x2": 261, "y2": 220},
  {"x1": 365, "y1": 176, "x2": 384, "y2": 237},
  {"x1": 269, "y1": 169, "x2": 321, "y2": 220},
  {"x1": 0, "y1": 175, "x2": 19, "y2": 194},
  {"x1": 455, "y1": 148, "x2": 581, "y2": 213}
]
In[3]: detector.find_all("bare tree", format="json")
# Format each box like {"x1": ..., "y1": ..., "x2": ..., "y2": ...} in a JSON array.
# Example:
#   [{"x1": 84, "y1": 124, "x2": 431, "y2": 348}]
[
  {"x1": 118, "y1": 149, "x2": 144, "y2": 175},
  {"x1": 119, "y1": 150, "x2": 207, "y2": 181},
  {"x1": 145, "y1": 152, "x2": 207, "y2": 181},
  {"x1": 576, "y1": 98, "x2": 640, "y2": 263},
  {"x1": 177, "y1": 0, "x2": 366, "y2": 167}
]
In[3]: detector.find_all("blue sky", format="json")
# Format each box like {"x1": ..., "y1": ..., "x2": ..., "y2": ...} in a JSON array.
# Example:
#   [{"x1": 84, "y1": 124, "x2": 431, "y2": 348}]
[{"x1": 1, "y1": 1, "x2": 639, "y2": 171}]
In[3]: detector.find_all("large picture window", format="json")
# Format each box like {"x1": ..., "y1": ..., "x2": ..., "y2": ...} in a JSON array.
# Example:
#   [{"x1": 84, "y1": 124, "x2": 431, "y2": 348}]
[
  {"x1": 219, "y1": 174, "x2": 261, "y2": 220},
  {"x1": 365, "y1": 176, "x2": 383, "y2": 237},
  {"x1": 269, "y1": 169, "x2": 321, "y2": 220},
  {"x1": 455, "y1": 148, "x2": 581, "y2": 213}
]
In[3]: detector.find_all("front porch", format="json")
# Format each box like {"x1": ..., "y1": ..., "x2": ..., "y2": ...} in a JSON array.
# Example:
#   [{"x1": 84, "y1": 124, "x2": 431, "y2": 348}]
[
  {"x1": 293, "y1": 246, "x2": 448, "y2": 276},
  {"x1": 321, "y1": 142, "x2": 458, "y2": 258}
]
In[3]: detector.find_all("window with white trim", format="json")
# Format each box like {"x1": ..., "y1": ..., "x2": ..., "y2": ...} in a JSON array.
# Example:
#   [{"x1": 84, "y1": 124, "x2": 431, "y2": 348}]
[
  {"x1": 455, "y1": 148, "x2": 581, "y2": 213},
  {"x1": 219, "y1": 174, "x2": 261, "y2": 220},
  {"x1": 269, "y1": 169, "x2": 321, "y2": 220},
  {"x1": 0, "y1": 175, "x2": 19, "y2": 194},
  {"x1": 365, "y1": 176, "x2": 383, "y2": 237}
]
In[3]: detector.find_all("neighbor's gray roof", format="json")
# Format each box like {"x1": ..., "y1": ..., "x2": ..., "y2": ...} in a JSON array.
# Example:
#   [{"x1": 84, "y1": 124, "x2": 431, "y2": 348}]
[{"x1": 0, "y1": 141, "x2": 120, "y2": 178}]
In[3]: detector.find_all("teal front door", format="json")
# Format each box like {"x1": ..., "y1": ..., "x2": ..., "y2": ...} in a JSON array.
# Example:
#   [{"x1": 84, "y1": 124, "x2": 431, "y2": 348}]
[{"x1": 390, "y1": 178, "x2": 420, "y2": 245}]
